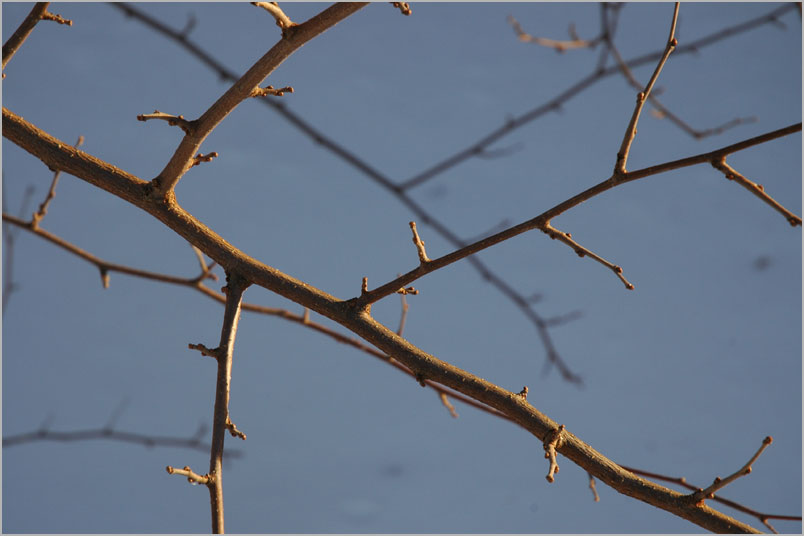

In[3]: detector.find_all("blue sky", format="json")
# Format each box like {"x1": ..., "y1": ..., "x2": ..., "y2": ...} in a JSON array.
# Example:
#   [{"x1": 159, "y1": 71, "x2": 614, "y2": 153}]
[{"x1": 2, "y1": 2, "x2": 801, "y2": 533}]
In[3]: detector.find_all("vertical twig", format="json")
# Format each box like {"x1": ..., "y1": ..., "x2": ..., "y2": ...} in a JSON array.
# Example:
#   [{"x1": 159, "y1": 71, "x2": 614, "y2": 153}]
[{"x1": 207, "y1": 272, "x2": 249, "y2": 534}]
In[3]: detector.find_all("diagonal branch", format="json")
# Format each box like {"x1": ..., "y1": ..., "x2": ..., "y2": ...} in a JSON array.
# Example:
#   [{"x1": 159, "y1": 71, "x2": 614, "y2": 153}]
[
  {"x1": 151, "y1": 3, "x2": 367, "y2": 198},
  {"x1": 614, "y1": 3, "x2": 679, "y2": 176}
]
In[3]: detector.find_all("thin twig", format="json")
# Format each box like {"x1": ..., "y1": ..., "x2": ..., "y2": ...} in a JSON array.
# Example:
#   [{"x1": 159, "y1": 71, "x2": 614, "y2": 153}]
[
  {"x1": 31, "y1": 135, "x2": 83, "y2": 228},
  {"x1": 692, "y1": 436, "x2": 774, "y2": 504},
  {"x1": 711, "y1": 157, "x2": 802, "y2": 226},
  {"x1": 614, "y1": 3, "x2": 679, "y2": 175},
  {"x1": 199, "y1": 271, "x2": 250, "y2": 534},
  {"x1": 542, "y1": 223, "x2": 634, "y2": 290}
]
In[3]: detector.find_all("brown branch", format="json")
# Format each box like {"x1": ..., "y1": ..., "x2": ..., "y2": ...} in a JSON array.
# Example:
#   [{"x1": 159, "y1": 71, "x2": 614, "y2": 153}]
[
  {"x1": 621, "y1": 461, "x2": 801, "y2": 532},
  {"x1": 3, "y1": 3, "x2": 51, "y2": 69},
  {"x1": 2, "y1": 110, "x2": 777, "y2": 533},
  {"x1": 152, "y1": 3, "x2": 367, "y2": 198},
  {"x1": 542, "y1": 223, "x2": 634, "y2": 290},
  {"x1": 614, "y1": 3, "x2": 679, "y2": 176},
  {"x1": 352, "y1": 122, "x2": 800, "y2": 308},
  {"x1": 711, "y1": 157, "x2": 802, "y2": 226},
  {"x1": 605, "y1": 28, "x2": 756, "y2": 140},
  {"x1": 691, "y1": 436, "x2": 774, "y2": 505},
  {"x1": 0, "y1": 211, "x2": 506, "y2": 420},
  {"x1": 200, "y1": 271, "x2": 249, "y2": 534},
  {"x1": 402, "y1": 3, "x2": 797, "y2": 191}
]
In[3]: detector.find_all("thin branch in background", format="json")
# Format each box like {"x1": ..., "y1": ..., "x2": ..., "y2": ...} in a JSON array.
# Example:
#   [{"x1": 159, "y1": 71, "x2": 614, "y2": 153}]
[
  {"x1": 2, "y1": 183, "x2": 36, "y2": 314},
  {"x1": 507, "y1": 13, "x2": 604, "y2": 52},
  {"x1": 31, "y1": 135, "x2": 83, "y2": 228},
  {"x1": 0, "y1": 215, "x2": 508, "y2": 420},
  {"x1": 711, "y1": 157, "x2": 802, "y2": 226},
  {"x1": 3, "y1": 422, "x2": 244, "y2": 459},
  {"x1": 614, "y1": 3, "x2": 679, "y2": 176}
]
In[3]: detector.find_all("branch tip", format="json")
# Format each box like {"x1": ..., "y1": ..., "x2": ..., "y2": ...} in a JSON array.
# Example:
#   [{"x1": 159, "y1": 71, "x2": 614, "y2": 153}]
[{"x1": 409, "y1": 221, "x2": 431, "y2": 263}]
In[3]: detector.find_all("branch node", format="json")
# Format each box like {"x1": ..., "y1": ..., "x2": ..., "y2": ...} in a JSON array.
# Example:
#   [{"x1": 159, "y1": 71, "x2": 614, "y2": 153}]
[{"x1": 517, "y1": 386, "x2": 529, "y2": 399}]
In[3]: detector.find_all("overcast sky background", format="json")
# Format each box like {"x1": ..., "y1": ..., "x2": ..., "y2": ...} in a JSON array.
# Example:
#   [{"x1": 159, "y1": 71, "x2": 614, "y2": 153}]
[{"x1": 2, "y1": 2, "x2": 801, "y2": 533}]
